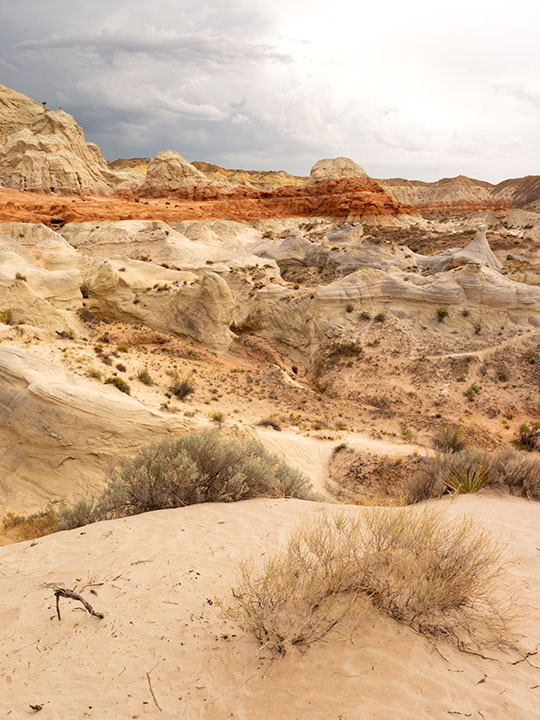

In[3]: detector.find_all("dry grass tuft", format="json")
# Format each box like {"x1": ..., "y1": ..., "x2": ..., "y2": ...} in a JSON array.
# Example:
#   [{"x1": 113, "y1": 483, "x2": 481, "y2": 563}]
[
  {"x1": 433, "y1": 425, "x2": 467, "y2": 453},
  {"x1": 228, "y1": 509, "x2": 512, "y2": 654}
]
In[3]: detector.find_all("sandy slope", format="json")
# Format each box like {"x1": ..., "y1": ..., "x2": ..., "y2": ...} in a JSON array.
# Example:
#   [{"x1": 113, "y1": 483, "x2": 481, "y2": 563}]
[{"x1": 1, "y1": 494, "x2": 539, "y2": 719}]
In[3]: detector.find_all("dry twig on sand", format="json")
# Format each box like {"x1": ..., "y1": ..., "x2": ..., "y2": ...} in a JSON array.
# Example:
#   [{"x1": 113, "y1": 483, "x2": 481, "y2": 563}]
[{"x1": 47, "y1": 584, "x2": 104, "y2": 621}]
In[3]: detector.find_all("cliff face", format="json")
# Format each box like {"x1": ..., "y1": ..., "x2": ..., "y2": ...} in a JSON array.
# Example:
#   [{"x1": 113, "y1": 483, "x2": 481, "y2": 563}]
[
  {"x1": 0, "y1": 85, "x2": 43, "y2": 143},
  {"x1": 379, "y1": 175, "x2": 509, "y2": 211},
  {"x1": 0, "y1": 175, "x2": 414, "y2": 226},
  {"x1": 379, "y1": 174, "x2": 540, "y2": 212},
  {"x1": 492, "y1": 176, "x2": 540, "y2": 212},
  {"x1": 0, "y1": 85, "x2": 142, "y2": 195}
]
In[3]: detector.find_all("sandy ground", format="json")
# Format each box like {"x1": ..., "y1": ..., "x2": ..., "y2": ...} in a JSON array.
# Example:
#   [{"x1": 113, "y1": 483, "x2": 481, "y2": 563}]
[{"x1": 1, "y1": 493, "x2": 539, "y2": 720}]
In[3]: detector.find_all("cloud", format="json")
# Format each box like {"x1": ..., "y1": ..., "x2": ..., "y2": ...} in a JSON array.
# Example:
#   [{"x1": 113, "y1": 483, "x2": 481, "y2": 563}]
[
  {"x1": 1, "y1": 0, "x2": 540, "y2": 180},
  {"x1": 13, "y1": 26, "x2": 291, "y2": 67}
]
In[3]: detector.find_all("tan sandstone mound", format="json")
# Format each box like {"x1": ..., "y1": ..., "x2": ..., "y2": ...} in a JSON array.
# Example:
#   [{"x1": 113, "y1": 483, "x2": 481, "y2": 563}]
[
  {"x1": 309, "y1": 156, "x2": 368, "y2": 182},
  {"x1": 0, "y1": 346, "x2": 191, "y2": 513},
  {"x1": 0, "y1": 85, "x2": 142, "y2": 195}
]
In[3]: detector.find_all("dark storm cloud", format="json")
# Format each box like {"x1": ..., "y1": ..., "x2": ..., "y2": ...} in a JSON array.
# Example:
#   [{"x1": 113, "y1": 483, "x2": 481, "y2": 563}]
[
  {"x1": 13, "y1": 29, "x2": 291, "y2": 68},
  {"x1": 1, "y1": 0, "x2": 540, "y2": 180}
]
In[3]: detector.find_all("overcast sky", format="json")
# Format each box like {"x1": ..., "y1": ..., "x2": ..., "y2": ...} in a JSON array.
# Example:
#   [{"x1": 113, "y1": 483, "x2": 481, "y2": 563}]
[{"x1": 1, "y1": 0, "x2": 539, "y2": 181}]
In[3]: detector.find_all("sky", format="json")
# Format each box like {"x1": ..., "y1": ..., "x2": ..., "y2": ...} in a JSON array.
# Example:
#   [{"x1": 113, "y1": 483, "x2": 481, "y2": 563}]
[{"x1": 1, "y1": 0, "x2": 539, "y2": 182}]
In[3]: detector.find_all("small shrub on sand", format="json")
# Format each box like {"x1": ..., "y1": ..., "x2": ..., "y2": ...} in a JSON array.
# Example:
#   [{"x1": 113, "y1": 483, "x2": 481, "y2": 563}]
[
  {"x1": 404, "y1": 449, "x2": 493, "y2": 502},
  {"x1": 464, "y1": 383, "x2": 480, "y2": 401},
  {"x1": 3, "y1": 506, "x2": 58, "y2": 540},
  {"x1": 228, "y1": 509, "x2": 510, "y2": 653},
  {"x1": 58, "y1": 430, "x2": 315, "y2": 528},
  {"x1": 515, "y1": 422, "x2": 540, "y2": 450},
  {"x1": 0, "y1": 309, "x2": 14, "y2": 325},
  {"x1": 170, "y1": 373, "x2": 195, "y2": 400},
  {"x1": 436, "y1": 307, "x2": 448, "y2": 323},
  {"x1": 444, "y1": 451, "x2": 492, "y2": 493},
  {"x1": 210, "y1": 411, "x2": 225, "y2": 423},
  {"x1": 257, "y1": 417, "x2": 282, "y2": 431},
  {"x1": 405, "y1": 447, "x2": 540, "y2": 503},
  {"x1": 105, "y1": 376, "x2": 131, "y2": 394},
  {"x1": 433, "y1": 425, "x2": 467, "y2": 453},
  {"x1": 490, "y1": 448, "x2": 540, "y2": 500},
  {"x1": 137, "y1": 368, "x2": 153, "y2": 385}
]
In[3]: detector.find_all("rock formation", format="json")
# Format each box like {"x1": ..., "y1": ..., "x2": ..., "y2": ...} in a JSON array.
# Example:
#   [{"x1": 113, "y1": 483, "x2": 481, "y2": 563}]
[
  {"x1": 309, "y1": 157, "x2": 368, "y2": 182},
  {"x1": 0, "y1": 85, "x2": 142, "y2": 195},
  {"x1": 0, "y1": 346, "x2": 191, "y2": 512},
  {"x1": 142, "y1": 151, "x2": 214, "y2": 193}
]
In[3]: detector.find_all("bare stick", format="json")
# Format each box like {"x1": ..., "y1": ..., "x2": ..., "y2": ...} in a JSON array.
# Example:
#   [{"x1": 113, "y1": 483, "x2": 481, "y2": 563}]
[
  {"x1": 49, "y1": 585, "x2": 104, "y2": 621},
  {"x1": 146, "y1": 671, "x2": 162, "y2": 712}
]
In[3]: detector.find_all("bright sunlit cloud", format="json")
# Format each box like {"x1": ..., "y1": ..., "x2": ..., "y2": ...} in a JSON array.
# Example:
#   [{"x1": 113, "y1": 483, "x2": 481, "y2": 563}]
[{"x1": 1, "y1": 0, "x2": 539, "y2": 181}]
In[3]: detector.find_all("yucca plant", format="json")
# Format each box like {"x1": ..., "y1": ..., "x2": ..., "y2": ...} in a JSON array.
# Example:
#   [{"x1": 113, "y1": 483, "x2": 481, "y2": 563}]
[{"x1": 444, "y1": 451, "x2": 492, "y2": 493}]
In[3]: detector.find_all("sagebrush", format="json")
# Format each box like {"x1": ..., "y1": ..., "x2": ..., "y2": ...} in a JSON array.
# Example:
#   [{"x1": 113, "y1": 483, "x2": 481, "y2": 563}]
[
  {"x1": 57, "y1": 429, "x2": 315, "y2": 530},
  {"x1": 228, "y1": 509, "x2": 511, "y2": 653}
]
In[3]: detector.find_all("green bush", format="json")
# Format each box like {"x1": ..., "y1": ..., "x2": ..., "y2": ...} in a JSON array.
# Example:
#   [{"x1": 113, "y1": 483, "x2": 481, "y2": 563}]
[
  {"x1": 105, "y1": 376, "x2": 131, "y2": 394},
  {"x1": 58, "y1": 430, "x2": 315, "y2": 529},
  {"x1": 137, "y1": 369, "x2": 153, "y2": 385},
  {"x1": 515, "y1": 422, "x2": 540, "y2": 450}
]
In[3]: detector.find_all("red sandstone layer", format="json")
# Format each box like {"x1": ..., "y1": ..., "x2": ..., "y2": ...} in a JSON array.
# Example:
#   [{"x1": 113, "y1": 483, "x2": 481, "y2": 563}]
[{"x1": 0, "y1": 178, "x2": 414, "y2": 226}]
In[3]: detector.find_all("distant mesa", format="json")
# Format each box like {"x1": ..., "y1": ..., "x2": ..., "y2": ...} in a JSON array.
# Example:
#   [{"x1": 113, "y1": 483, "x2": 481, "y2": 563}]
[{"x1": 2, "y1": 84, "x2": 540, "y2": 222}]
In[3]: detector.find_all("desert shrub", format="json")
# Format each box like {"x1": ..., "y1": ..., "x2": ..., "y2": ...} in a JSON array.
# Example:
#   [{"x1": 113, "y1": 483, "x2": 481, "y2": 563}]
[
  {"x1": 491, "y1": 448, "x2": 540, "y2": 500},
  {"x1": 404, "y1": 449, "x2": 494, "y2": 502},
  {"x1": 137, "y1": 369, "x2": 153, "y2": 385},
  {"x1": 403, "y1": 461, "x2": 446, "y2": 503},
  {"x1": 2, "y1": 506, "x2": 58, "y2": 540},
  {"x1": 436, "y1": 307, "x2": 448, "y2": 322},
  {"x1": 210, "y1": 411, "x2": 225, "y2": 423},
  {"x1": 56, "y1": 498, "x2": 105, "y2": 531},
  {"x1": 105, "y1": 376, "x2": 131, "y2": 394},
  {"x1": 464, "y1": 383, "x2": 480, "y2": 401},
  {"x1": 58, "y1": 430, "x2": 315, "y2": 529},
  {"x1": 433, "y1": 425, "x2": 467, "y2": 453},
  {"x1": 87, "y1": 368, "x2": 102, "y2": 379},
  {"x1": 0, "y1": 309, "x2": 14, "y2": 325},
  {"x1": 515, "y1": 422, "x2": 540, "y2": 450},
  {"x1": 228, "y1": 509, "x2": 510, "y2": 653},
  {"x1": 443, "y1": 450, "x2": 493, "y2": 493},
  {"x1": 374, "y1": 312, "x2": 385, "y2": 322},
  {"x1": 115, "y1": 363, "x2": 127, "y2": 372},
  {"x1": 170, "y1": 373, "x2": 195, "y2": 400},
  {"x1": 257, "y1": 417, "x2": 282, "y2": 431}
]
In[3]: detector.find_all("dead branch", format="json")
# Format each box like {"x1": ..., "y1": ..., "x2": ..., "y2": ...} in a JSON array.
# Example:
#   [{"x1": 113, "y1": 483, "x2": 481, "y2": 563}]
[{"x1": 49, "y1": 585, "x2": 104, "y2": 621}]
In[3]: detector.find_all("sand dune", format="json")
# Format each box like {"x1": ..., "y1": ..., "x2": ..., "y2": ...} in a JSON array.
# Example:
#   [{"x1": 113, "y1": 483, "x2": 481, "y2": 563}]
[{"x1": 1, "y1": 493, "x2": 539, "y2": 719}]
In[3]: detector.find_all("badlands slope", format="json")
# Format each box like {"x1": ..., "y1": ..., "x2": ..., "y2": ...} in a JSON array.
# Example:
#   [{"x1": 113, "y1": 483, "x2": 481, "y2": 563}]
[{"x1": 1, "y1": 83, "x2": 540, "y2": 718}]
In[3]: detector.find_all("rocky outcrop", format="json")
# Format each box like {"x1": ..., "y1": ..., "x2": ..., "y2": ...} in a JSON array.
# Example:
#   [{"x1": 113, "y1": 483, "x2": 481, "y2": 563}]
[
  {"x1": 192, "y1": 161, "x2": 307, "y2": 190},
  {"x1": 492, "y1": 176, "x2": 540, "y2": 213},
  {"x1": 142, "y1": 151, "x2": 214, "y2": 193},
  {"x1": 309, "y1": 157, "x2": 367, "y2": 182},
  {"x1": 0, "y1": 85, "x2": 43, "y2": 143},
  {"x1": 419, "y1": 228, "x2": 503, "y2": 273},
  {"x1": 0, "y1": 85, "x2": 142, "y2": 195},
  {"x1": 379, "y1": 175, "x2": 507, "y2": 211},
  {"x1": 0, "y1": 346, "x2": 191, "y2": 512}
]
